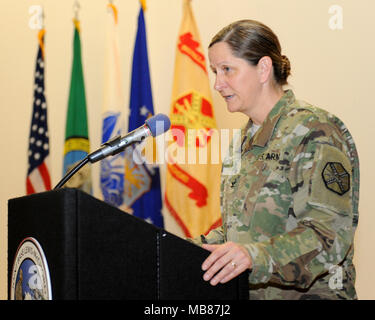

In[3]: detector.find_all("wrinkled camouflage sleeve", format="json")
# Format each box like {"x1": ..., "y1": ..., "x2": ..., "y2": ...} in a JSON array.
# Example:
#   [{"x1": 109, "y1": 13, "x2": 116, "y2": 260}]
[
  {"x1": 189, "y1": 225, "x2": 226, "y2": 246},
  {"x1": 245, "y1": 126, "x2": 355, "y2": 288}
]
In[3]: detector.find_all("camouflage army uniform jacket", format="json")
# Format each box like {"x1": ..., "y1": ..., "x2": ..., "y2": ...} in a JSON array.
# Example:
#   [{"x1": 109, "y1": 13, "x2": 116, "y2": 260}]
[{"x1": 195, "y1": 90, "x2": 359, "y2": 300}]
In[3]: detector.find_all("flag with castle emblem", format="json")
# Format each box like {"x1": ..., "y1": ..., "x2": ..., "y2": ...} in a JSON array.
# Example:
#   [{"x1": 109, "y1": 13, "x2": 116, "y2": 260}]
[
  {"x1": 165, "y1": 0, "x2": 221, "y2": 238},
  {"x1": 123, "y1": 1, "x2": 164, "y2": 227},
  {"x1": 26, "y1": 29, "x2": 52, "y2": 195},
  {"x1": 63, "y1": 19, "x2": 92, "y2": 194},
  {"x1": 100, "y1": 3, "x2": 127, "y2": 207}
]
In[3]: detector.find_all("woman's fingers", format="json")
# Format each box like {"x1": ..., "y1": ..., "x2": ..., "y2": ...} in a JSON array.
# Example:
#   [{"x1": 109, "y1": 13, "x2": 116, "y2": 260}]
[{"x1": 201, "y1": 242, "x2": 252, "y2": 286}]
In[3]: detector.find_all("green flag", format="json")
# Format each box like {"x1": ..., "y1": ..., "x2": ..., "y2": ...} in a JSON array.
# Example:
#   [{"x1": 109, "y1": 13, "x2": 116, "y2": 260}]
[{"x1": 63, "y1": 19, "x2": 92, "y2": 193}]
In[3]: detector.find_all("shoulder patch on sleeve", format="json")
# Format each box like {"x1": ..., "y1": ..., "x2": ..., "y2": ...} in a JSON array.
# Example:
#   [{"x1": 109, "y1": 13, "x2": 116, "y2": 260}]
[
  {"x1": 322, "y1": 162, "x2": 350, "y2": 195},
  {"x1": 309, "y1": 144, "x2": 352, "y2": 214}
]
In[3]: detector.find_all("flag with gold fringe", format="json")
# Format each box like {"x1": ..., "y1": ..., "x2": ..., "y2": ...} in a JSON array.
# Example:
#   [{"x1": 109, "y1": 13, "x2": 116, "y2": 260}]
[
  {"x1": 26, "y1": 28, "x2": 52, "y2": 195},
  {"x1": 100, "y1": 2, "x2": 127, "y2": 207},
  {"x1": 165, "y1": 0, "x2": 221, "y2": 238},
  {"x1": 63, "y1": 19, "x2": 92, "y2": 194}
]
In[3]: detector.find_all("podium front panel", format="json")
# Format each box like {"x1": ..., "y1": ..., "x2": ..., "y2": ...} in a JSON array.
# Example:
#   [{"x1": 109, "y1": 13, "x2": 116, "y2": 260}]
[
  {"x1": 159, "y1": 231, "x2": 249, "y2": 300},
  {"x1": 8, "y1": 189, "x2": 248, "y2": 300},
  {"x1": 76, "y1": 190, "x2": 159, "y2": 299},
  {"x1": 8, "y1": 190, "x2": 79, "y2": 299}
]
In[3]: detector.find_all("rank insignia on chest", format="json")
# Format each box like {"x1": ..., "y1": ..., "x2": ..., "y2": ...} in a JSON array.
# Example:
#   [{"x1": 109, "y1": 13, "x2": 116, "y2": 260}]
[{"x1": 322, "y1": 162, "x2": 350, "y2": 195}]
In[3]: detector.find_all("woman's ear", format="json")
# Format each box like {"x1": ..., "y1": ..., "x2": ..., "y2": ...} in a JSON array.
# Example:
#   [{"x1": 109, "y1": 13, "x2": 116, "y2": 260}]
[{"x1": 258, "y1": 56, "x2": 273, "y2": 83}]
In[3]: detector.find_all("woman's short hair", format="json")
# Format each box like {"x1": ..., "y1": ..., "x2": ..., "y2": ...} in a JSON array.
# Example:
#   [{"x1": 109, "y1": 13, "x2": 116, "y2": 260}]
[{"x1": 209, "y1": 19, "x2": 291, "y2": 86}]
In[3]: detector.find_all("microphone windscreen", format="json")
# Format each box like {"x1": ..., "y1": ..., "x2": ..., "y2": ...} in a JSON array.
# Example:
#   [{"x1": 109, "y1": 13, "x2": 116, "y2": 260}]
[{"x1": 145, "y1": 114, "x2": 171, "y2": 137}]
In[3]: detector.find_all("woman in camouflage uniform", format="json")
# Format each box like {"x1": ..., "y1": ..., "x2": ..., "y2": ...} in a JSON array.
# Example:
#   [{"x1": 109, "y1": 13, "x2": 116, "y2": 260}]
[{"x1": 195, "y1": 20, "x2": 359, "y2": 300}]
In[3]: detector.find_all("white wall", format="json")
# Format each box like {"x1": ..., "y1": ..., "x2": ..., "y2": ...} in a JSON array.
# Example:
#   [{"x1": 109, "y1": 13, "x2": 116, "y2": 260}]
[{"x1": 1, "y1": 0, "x2": 374, "y2": 299}]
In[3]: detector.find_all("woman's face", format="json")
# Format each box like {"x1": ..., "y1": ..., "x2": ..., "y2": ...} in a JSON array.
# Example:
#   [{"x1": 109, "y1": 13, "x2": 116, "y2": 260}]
[{"x1": 208, "y1": 41, "x2": 262, "y2": 116}]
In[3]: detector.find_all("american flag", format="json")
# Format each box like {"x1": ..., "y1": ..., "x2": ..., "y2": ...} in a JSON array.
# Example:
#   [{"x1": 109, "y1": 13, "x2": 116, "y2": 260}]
[{"x1": 26, "y1": 29, "x2": 51, "y2": 194}]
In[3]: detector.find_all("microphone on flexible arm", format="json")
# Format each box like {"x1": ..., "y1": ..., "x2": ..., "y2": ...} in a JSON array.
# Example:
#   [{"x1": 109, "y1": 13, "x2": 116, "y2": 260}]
[
  {"x1": 54, "y1": 113, "x2": 171, "y2": 190},
  {"x1": 88, "y1": 113, "x2": 171, "y2": 163}
]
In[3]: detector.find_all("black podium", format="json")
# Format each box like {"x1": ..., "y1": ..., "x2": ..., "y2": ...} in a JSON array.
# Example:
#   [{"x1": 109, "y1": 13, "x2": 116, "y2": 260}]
[{"x1": 8, "y1": 188, "x2": 249, "y2": 300}]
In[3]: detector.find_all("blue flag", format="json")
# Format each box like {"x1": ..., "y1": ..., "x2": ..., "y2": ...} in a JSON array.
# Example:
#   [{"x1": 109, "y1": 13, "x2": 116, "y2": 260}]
[{"x1": 123, "y1": 7, "x2": 164, "y2": 228}]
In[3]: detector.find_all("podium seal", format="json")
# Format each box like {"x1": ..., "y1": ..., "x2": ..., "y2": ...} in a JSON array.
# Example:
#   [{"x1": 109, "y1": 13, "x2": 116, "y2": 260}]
[{"x1": 10, "y1": 237, "x2": 52, "y2": 300}]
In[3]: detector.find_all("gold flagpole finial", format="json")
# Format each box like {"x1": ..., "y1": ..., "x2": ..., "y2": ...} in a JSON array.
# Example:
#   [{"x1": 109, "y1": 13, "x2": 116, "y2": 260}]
[
  {"x1": 38, "y1": 27, "x2": 46, "y2": 59},
  {"x1": 107, "y1": 0, "x2": 118, "y2": 24},
  {"x1": 38, "y1": 5, "x2": 45, "y2": 56},
  {"x1": 140, "y1": 0, "x2": 147, "y2": 11},
  {"x1": 73, "y1": 0, "x2": 81, "y2": 32}
]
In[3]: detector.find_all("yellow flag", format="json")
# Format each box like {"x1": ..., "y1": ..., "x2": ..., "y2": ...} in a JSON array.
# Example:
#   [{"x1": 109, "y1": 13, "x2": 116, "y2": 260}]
[{"x1": 165, "y1": 0, "x2": 221, "y2": 238}]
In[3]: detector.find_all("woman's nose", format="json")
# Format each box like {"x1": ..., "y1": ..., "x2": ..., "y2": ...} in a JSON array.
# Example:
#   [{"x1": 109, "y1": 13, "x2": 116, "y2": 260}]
[{"x1": 214, "y1": 74, "x2": 225, "y2": 92}]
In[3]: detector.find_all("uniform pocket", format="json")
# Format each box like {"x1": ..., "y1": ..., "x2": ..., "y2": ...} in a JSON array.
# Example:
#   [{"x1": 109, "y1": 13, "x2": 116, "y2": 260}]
[{"x1": 245, "y1": 163, "x2": 293, "y2": 238}]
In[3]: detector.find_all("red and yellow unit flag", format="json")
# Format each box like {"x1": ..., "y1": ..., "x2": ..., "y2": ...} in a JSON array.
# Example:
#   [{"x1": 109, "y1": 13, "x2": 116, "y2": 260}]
[{"x1": 165, "y1": 0, "x2": 221, "y2": 238}]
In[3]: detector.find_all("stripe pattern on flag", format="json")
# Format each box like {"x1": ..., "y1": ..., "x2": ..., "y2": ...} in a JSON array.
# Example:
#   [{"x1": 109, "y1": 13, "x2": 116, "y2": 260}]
[{"x1": 26, "y1": 29, "x2": 51, "y2": 195}]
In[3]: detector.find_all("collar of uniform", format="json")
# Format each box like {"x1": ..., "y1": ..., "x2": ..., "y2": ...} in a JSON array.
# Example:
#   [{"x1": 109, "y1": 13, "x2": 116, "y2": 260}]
[{"x1": 244, "y1": 90, "x2": 296, "y2": 149}]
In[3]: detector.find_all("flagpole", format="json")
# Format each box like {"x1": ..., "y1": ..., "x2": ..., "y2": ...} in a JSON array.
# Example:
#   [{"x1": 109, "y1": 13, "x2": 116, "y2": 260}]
[
  {"x1": 100, "y1": 0, "x2": 126, "y2": 207},
  {"x1": 122, "y1": 0, "x2": 165, "y2": 227},
  {"x1": 37, "y1": 7, "x2": 45, "y2": 59},
  {"x1": 27, "y1": 17, "x2": 52, "y2": 194},
  {"x1": 73, "y1": 0, "x2": 80, "y2": 20},
  {"x1": 73, "y1": 1, "x2": 80, "y2": 32},
  {"x1": 61, "y1": 1, "x2": 92, "y2": 192},
  {"x1": 40, "y1": 5, "x2": 45, "y2": 30}
]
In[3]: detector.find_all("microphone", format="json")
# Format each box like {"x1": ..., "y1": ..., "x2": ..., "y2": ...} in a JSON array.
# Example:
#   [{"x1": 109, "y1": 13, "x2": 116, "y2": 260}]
[
  {"x1": 88, "y1": 113, "x2": 171, "y2": 163},
  {"x1": 54, "y1": 113, "x2": 170, "y2": 190}
]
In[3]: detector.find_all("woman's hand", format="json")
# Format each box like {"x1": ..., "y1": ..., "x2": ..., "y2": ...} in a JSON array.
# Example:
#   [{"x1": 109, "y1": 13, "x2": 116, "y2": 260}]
[{"x1": 201, "y1": 241, "x2": 252, "y2": 286}]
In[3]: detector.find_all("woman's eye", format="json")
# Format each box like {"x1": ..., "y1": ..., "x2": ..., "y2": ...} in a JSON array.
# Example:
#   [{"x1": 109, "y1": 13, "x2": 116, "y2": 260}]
[{"x1": 223, "y1": 66, "x2": 231, "y2": 72}]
